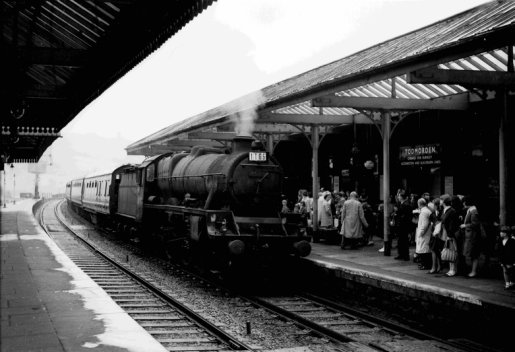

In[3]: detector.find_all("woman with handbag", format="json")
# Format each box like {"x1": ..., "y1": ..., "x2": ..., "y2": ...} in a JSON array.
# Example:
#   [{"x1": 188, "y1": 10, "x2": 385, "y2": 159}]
[
  {"x1": 461, "y1": 195, "x2": 481, "y2": 278},
  {"x1": 428, "y1": 198, "x2": 443, "y2": 274},
  {"x1": 440, "y1": 195, "x2": 460, "y2": 276}
]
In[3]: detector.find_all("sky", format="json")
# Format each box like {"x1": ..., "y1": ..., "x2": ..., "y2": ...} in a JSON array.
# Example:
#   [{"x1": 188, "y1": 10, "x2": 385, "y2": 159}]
[{"x1": 4, "y1": 0, "x2": 488, "y2": 197}]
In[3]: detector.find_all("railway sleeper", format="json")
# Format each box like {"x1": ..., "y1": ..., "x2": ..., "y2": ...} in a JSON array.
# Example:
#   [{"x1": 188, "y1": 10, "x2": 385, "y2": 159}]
[
  {"x1": 96, "y1": 285, "x2": 141, "y2": 289},
  {"x1": 118, "y1": 303, "x2": 168, "y2": 308},
  {"x1": 319, "y1": 320, "x2": 366, "y2": 326},
  {"x1": 102, "y1": 288, "x2": 147, "y2": 293},
  {"x1": 125, "y1": 308, "x2": 174, "y2": 314},
  {"x1": 131, "y1": 313, "x2": 185, "y2": 319},
  {"x1": 113, "y1": 298, "x2": 158, "y2": 303},
  {"x1": 157, "y1": 337, "x2": 217, "y2": 344},
  {"x1": 108, "y1": 293, "x2": 149, "y2": 299},
  {"x1": 138, "y1": 320, "x2": 195, "y2": 327},
  {"x1": 298, "y1": 313, "x2": 343, "y2": 319},
  {"x1": 287, "y1": 307, "x2": 326, "y2": 313},
  {"x1": 148, "y1": 328, "x2": 203, "y2": 335},
  {"x1": 163, "y1": 344, "x2": 227, "y2": 351}
]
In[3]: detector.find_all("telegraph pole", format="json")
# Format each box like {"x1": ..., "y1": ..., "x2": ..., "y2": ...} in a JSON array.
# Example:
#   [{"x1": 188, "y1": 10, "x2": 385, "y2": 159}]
[
  {"x1": 2, "y1": 169, "x2": 6, "y2": 208},
  {"x1": 11, "y1": 164, "x2": 15, "y2": 204}
]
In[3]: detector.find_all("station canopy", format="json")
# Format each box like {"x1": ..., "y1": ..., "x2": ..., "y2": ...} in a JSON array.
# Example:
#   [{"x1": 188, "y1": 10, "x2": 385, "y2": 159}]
[
  {"x1": 126, "y1": 0, "x2": 515, "y2": 156},
  {"x1": 1, "y1": 0, "x2": 215, "y2": 165}
]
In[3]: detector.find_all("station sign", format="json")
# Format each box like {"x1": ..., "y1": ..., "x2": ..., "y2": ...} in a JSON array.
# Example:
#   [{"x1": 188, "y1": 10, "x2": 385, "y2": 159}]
[
  {"x1": 399, "y1": 144, "x2": 441, "y2": 167},
  {"x1": 249, "y1": 151, "x2": 268, "y2": 162}
]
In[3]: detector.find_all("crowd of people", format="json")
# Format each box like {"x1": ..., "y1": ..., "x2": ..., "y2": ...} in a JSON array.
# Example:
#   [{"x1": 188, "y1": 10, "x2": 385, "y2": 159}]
[{"x1": 281, "y1": 188, "x2": 515, "y2": 290}]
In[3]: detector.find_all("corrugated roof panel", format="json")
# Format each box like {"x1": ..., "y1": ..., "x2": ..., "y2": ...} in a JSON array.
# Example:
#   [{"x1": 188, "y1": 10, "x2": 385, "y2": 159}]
[
  {"x1": 395, "y1": 80, "x2": 427, "y2": 99},
  {"x1": 477, "y1": 52, "x2": 505, "y2": 71},
  {"x1": 46, "y1": 2, "x2": 102, "y2": 39},
  {"x1": 49, "y1": 1, "x2": 104, "y2": 38},
  {"x1": 468, "y1": 55, "x2": 496, "y2": 71},
  {"x1": 40, "y1": 4, "x2": 98, "y2": 44},
  {"x1": 37, "y1": 11, "x2": 93, "y2": 48},
  {"x1": 490, "y1": 48, "x2": 510, "y2": 66},
  {"x1": 360, "y1": 84, "x2": 387, "y2": 98},
  {"x1": 103, "y1": 2, "x2": 121, "y2": 13},
  {"x1": 66, "y1": 0, "x2": 110, "y2": 27}
]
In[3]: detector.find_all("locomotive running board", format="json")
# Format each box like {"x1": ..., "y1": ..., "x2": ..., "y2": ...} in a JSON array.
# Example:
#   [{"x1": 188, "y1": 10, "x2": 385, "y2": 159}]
[
  {"x1": 233, "y1": 216, "x2": 283, "y2": 224},
  {"x1": 144, "y1": 204, "x2": 229, "y2": 216}
]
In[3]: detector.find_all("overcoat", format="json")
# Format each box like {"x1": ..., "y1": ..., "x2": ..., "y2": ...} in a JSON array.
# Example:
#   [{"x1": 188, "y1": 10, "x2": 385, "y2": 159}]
[
  {"x1": 416, "y1": 206, "x2": 433, "y2": 254},
  {"x1": 340, "y1": 198, "x2": 368, "y2": 239},
  {"x1": 320, "y1": 199, "x2": 333, "y2": 227}
]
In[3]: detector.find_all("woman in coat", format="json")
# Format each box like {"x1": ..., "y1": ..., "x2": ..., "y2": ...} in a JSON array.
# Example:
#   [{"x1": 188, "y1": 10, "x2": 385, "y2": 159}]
[
  {"x1": 461, "y1": 195, "x2": 481, "y2": 277},
  {"x1": 440, "y1": 194, "x2": 460, "y2": 276},
  {"x1": 415, "y1": 198, "x2": 433, "y2": 270},
  {"x1": 320, "y1": 193, "x2": 333, "y2": 228}
]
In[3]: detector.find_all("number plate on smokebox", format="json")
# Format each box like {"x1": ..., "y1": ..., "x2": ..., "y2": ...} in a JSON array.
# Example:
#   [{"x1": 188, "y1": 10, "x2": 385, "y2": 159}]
[{"x1": 249, "y1": 151, "x2": 267, "y2": 162}]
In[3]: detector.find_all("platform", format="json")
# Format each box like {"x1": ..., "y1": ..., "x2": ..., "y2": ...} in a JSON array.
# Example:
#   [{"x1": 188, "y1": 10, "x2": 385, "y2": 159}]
[
  {"x1": 306, "y1": 239, "x2": 515, "y2": 309},
  {"x1": 0, "y1": 200, "x2": 167, "y2": 352}
]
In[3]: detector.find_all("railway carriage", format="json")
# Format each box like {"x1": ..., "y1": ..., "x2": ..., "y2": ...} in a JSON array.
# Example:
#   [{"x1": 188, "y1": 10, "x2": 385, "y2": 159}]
[{"x1": 82, "y1": 173, "x2": 111, "y2": 216}]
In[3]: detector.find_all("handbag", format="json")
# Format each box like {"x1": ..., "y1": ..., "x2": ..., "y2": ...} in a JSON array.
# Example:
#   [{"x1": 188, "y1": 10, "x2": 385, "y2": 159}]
[
  {"x1": 389, "y1": 211, "x2": 397, "y2": 227},
  {"x1": 441, "y1": 239, "x2": 457, "y2": 263}
]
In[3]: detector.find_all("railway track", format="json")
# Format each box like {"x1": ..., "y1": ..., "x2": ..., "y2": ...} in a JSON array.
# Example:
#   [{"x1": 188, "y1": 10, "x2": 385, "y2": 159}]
[
  {"x1": 41, "y1": 199, "x2": 502, "y2": 352},
  {"x1": 38, "y1": 199, "x2": 254, "y2": 352},
  {"x1": 247, "y1": 294, "x2": 494, "y2": 352}
]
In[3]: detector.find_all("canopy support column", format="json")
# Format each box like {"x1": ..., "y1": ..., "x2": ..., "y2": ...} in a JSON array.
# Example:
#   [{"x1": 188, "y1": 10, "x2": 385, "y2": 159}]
[
  {"x1": 382, "y1": 112, "x2": 391, "y2": 256},
  {"x1": 499, "y1": 88, "x2": 508, "y2": 226},
  {"x1": 311, "y1": 124, "x2": 320, "y2": 233}
]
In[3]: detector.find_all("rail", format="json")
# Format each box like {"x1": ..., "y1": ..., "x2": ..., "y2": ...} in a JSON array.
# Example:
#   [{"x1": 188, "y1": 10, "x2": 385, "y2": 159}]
[{"x1": 39, "y1": 200, "x2": 255, "y2": 352}]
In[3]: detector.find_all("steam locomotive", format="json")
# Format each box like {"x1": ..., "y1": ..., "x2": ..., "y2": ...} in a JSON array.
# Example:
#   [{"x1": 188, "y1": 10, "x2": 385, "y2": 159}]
[{"x1": 65, "y1": 136, "x2": 311, "y2": 269}]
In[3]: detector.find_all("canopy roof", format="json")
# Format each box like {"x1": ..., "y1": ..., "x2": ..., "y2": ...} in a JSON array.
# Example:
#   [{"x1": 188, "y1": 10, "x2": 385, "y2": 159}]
[
  {"x1": 1, "y1": 0, "x2": 215, "y2": 164},
  {"x1": 127, "y1": 0, "x2": 515, "y2": 155}
]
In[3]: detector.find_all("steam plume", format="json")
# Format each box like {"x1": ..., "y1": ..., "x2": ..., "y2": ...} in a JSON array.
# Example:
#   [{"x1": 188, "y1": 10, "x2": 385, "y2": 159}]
[{"x1": 229, "y1": 90, "x2": 265, "y2": 137}]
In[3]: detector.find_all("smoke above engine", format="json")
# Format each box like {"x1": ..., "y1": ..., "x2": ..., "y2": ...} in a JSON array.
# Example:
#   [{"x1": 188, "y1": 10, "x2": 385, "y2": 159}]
[{"x1": 229, "y1": 90, "x2": 265, "y2": 137}]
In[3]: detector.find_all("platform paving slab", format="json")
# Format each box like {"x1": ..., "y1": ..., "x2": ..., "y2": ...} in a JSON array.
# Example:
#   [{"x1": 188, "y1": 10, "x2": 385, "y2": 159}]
[{"x1": 1, "y1": 200, "x2": 168, "y2": 352}]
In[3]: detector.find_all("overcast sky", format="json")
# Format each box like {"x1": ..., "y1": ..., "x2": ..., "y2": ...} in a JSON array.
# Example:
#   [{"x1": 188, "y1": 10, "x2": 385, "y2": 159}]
[{"x1": 5, "y1": 0, "x2": 487, "y2": 197}]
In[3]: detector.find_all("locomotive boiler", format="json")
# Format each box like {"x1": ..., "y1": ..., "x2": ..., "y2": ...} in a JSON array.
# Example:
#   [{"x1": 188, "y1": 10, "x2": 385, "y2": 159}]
[{"x1": 157, "y1": 136, "x2": 282, "y2": 214}]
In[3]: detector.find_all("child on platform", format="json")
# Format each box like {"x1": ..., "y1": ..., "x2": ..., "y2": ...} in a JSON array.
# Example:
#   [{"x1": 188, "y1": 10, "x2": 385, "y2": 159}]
[{"x1": 499, "y1": 226, "x2": 515, "y2": 290}]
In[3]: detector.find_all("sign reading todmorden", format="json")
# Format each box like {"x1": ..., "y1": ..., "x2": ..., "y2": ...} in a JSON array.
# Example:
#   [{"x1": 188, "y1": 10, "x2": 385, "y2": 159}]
[{"x1": 399, "y1": 144, "x2": 441, "y2": 167}]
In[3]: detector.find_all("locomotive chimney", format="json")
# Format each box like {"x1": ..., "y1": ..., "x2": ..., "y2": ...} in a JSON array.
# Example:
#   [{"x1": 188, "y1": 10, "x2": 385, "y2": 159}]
[{"x1": 232, "y1": 136, "x2": 253, "y2": 153}]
